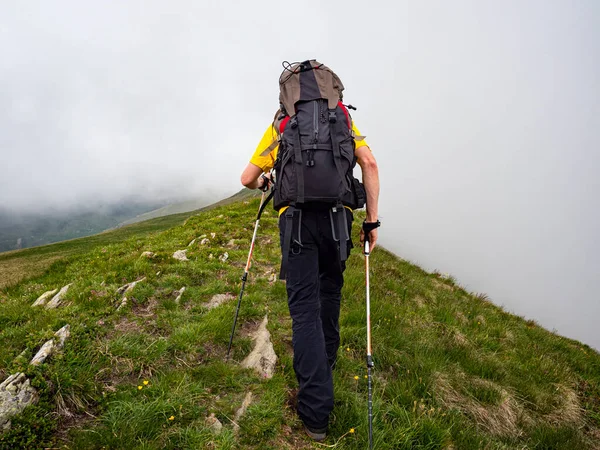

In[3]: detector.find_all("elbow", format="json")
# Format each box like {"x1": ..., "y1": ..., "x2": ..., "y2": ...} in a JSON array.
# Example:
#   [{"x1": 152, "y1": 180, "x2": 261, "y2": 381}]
[
  {"x1": 240, "y1": 172, "x2": 253, "y2": 188},
  {"x1": 361, "y1": 156, "x2": 378, "y2": 173}
]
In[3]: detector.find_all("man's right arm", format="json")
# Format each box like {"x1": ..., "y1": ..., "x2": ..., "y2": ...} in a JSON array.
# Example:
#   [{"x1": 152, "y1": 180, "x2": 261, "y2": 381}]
[{"x1": 240, "y1": 162, "x2": 267, "y2": 189}]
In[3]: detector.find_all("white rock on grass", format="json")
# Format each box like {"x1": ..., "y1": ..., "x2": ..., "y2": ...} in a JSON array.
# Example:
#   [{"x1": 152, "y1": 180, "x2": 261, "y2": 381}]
[
  {"x1": 116, "y1": 278, "x2": 146, "y2": 296},
  {"x1": 116, "y1": 278, "x2": 146, "y2": 311},
  {"x1": 173, "y1": 250, "x2": 189, "y2": 261},
  {"x1": 0, "y1": 373, "x2": 39, "y2": 432},
  {"x1": 30, "y1": 325, "x2": 70, "y2": 366},
  {"x1": 210, "y1": 232, "x2": 216, "y2": 239},
  {"x1": 117, "y1": 297, "x2": 128, "y2": 311},
  {"x1": 233, "y1": 392, "x2": 253, "y2": 434},
  {"x1": 205, "y1": 413, "x2": 223, "y2": 435},
  {"x1": 241, "y1": 315, "x2": 277, "y2": 379},
  {"x1": 200, "y1": 238, "x2": 210, "y2": 245},
  {"x1": 45, "y1": 284, "x2": 72, "y2": 310},
  {"x1": 32, "y1": 288, "x2": 58, "y2": 307},
  {"x1": 268, "y1": 273, "x2": 277, "y2": 283},
  {"x1": 174, "y1": 287, "x2": 186, "y2": 304},
  {"x1": 219, "y1": 252, "x2": 229, "y2": 263},
  {"x1": 203, "y1": 293, "x2": 235, "y2": 310},
  {"x1": 140, "y1": 251, "x2": 155, "y2": 258},
  {"x1": 187, "y1": 238, "x2": 196, "y2": 247}
]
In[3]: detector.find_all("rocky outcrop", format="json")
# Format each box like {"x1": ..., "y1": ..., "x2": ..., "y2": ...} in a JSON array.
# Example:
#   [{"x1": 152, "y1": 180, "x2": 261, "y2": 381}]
[
  {"x1": 30, "y1": 325, "x2": 70, "y2": 366},
  {"x1": 241, "y1": 315, "x2": 277, "y2": 379},
  {"x1": 32, "y1": 288, "x2": 58, "y2": 307},
  {"x1": 172, "y1": 250, "x2": 189, "y2": 261},
  {"x1": 0, "y1": 373, "x2": 39, "y2": 432},
  {"x1": 45, "y1": 284, "x2": 72, "y2": 309}
]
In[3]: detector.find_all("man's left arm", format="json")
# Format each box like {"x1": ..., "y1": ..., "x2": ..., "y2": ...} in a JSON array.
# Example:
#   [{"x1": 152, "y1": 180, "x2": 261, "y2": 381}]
[{"x1": 356, "y1": 145, "x2": 380, "y2": 249}]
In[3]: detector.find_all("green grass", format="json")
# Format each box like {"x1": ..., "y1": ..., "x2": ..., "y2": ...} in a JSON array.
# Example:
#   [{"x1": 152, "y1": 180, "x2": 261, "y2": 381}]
[{"x1": 1, "y1": 192, "x2": 599, "y2": 449}]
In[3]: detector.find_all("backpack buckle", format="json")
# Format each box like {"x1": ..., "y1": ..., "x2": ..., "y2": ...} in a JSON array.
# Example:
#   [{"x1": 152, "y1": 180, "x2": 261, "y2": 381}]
[
  {"x1": 328, "y1": 111, "x2": 337, "y2": 123},
  {"x1": 290, "y1": 117, "x2": 298, "y2": 129}
]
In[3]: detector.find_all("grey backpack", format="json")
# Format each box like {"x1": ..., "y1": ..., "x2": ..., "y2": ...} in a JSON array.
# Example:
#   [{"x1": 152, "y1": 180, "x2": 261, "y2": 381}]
[{"x1": 272, "y1": 60, "x2": 366, "y2": 211}]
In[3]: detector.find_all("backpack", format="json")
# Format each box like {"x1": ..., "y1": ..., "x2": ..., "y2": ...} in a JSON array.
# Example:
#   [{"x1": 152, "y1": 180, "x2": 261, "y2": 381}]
[{"x1": 272, "y1": 60, "x2": 366, "y2": 211}]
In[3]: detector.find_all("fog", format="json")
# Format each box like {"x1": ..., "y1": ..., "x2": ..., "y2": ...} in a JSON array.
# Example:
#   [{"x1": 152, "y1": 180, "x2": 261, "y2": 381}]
[{"x1": 1, "y1": 1, "x2": 598, "y2": 348}]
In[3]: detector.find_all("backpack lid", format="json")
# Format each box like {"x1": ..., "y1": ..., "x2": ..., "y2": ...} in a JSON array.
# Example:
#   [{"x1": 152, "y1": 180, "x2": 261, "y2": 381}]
[{"x1": 278, "y1": 60, "x2": 344, "y2": 117}]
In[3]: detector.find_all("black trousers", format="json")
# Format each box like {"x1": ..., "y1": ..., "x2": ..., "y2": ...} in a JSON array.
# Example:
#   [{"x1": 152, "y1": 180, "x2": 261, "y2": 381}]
[{"x1": 279, "y1": 206, "x2": 353, "y2": 430}]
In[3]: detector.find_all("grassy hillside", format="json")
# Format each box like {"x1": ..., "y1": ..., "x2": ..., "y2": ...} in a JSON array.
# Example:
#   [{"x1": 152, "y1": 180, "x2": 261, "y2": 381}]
[{"x1": 0, "y1": 195, "x2": 599, "y2": 449}]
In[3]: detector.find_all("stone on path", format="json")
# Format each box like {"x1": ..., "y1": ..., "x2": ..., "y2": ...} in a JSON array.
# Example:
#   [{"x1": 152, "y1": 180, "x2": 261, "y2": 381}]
[
  {"x1": 174, "y1": 287, "x2": 186, "y2": 304},
  {"x1": 173, "y1": 250, "x2": 189, "y2": 261},
  {"x1": 241, "y1": 315, "x2": 277, "y2": 379},
  {"x1": 32, "y1": 288, "x2": 58, "y2": 307},
  {"x1": 45, "y1": 284, "x2": 72, "y2": 310},
  {"x1": 0, "y1": 373, "x2": 39, "y2": 432},
  {"x1": 204, "y1": 293, "x2": 235, "y2": 310},
  {"x1": 30, "y1": 324, "x2": 70, "y2": 366}
]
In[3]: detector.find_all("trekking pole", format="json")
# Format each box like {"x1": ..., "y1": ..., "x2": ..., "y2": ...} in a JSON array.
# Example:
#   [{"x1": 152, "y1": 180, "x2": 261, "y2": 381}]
[
  {"x1": 226, "y1": 184, "x2": 273, "y2": 360},
  {"x1": 365, "y1": 238, "x2": 374, "y2": 449},
  {"x1": 363, "y1": 220, "x2": 379, "y2": 449}
]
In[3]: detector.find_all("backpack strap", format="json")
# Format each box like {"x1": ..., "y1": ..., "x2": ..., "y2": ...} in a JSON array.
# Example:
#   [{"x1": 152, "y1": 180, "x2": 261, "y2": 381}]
[
  {"x1": 279, "y1": 206, "x2": 302, "y2": 280},
  {"x1": 329, "y1": 110, "x2": 351, "y2": 195},
  {"x1": 290, "y1": 116, "x2": 305, "y2": 204}
]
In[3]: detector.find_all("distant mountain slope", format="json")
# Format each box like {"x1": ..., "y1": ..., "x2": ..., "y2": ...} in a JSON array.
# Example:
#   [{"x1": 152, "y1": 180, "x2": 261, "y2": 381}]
[
  {"x1": 116, "y1": 198, "x2": 213, "y2": 228},
  {"x1": 0, "y1": 201, "x2": 165, "y2": 253},
  {"x1": 0, "y1": 191, "x2": 598, "y2": 449}
]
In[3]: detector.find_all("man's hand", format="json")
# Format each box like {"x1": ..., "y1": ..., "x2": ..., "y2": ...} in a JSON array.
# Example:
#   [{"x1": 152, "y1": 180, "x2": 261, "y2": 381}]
[
  {"x1": 360, "y1": 221, "x2": 380, "y2": 252},
  {"x1": 258, "y1": 173, "x2": 272, "y2": 192}
]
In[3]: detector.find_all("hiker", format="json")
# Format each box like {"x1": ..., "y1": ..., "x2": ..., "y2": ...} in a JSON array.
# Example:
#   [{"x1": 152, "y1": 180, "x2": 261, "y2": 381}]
[{"x1": 240, "y1": 60, "x2": 380, "y2": 441}]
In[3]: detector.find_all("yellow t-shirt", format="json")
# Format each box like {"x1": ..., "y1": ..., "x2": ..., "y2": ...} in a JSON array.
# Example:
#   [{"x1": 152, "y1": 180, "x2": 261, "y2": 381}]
[{"x1": 250, "y1": 122, "x2": 369, "y2": 172}]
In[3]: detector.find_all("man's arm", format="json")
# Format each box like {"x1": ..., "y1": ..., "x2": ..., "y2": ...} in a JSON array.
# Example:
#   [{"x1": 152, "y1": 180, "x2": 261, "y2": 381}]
[
  {"x1": 355, "y1": 145, "x2": 380, "y2": 250},
  {"x1": 240, "y1": 162, "x2": 269, "y2": 190}
]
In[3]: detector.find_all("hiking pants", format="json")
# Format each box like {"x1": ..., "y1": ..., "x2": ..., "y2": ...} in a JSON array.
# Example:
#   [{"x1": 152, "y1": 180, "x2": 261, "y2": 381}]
[{"x1": 279, "y1": 207, "x2": 353, "y2": 430}]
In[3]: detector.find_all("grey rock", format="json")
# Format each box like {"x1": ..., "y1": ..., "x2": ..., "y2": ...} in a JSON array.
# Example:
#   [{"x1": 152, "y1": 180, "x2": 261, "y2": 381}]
[
  {"x1": 174, "y1": 287, "x2": 186, "y2": 304},
  {"x1": 45, "y1": 284, "x2": 72, "y2": 309},
  {"x1": 140, "y1": 251, "x2": 155, "y2": 258},
  {"x1": 116, "y1": 278, "x2": 146, "y2": 296},
  {"x1": 203, "y1": 293, "x2": 235, "y2": 310},
  {"x1": 200, "y1": 238, "x2": 210, "y2": 245},
  {"x1": 30, "y1": 325, "x2": 70, "y2": 366},
  {"x1": 218, "y1": 252, "x2": 229, "y2": 263},
  {"x1": 0, "y1": 373, "x2": 39, "y2": 432},
  {"x1": 173, "y1": 250, "x2": 189, "y2": 261},
  {"x1": 32, "y1": 288, "x2": 58, "y2": 307},
  {"x1": 206, "y1": 413, "x2": 223, "y2": 435},
  {"x1": 241, "y1": 315, "x2": 277, "y2": 379}
]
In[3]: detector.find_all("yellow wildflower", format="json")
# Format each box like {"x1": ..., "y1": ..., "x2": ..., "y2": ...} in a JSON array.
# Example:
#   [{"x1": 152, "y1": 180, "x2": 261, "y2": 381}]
[
  {"x1": 350, "y1": 428, "x2": 355, "y2": 434},
  {"x1": 354, "y1": 375, "x2": 359, "y2": 380},
  {"x1": 143, "y1": 380, "x2": 149, "y2": 385},
  {"x1": 168, "y1": 415, "x2": 175, "y2": 421},
  {"x1": 364, "y1": 375, "x2": 368, "y2": 379},
  {"x1": 346, "y1": 347, "x2": 350, "y2": 352},
  {"x1": 138, "y1": 385, "x2": 143, "y2": 390}
]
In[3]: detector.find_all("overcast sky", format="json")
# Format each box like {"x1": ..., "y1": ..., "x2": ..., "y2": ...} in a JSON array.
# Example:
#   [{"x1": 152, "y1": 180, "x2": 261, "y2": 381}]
[{"x1": 1, "y1": 1, "x2": 598, "y2": 349}]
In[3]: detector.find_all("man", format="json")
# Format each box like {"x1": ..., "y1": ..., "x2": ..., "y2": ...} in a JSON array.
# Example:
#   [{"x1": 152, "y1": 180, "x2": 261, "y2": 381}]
[{"x1": 240, "y1": 60, "x2": 380, "y2": 441}]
